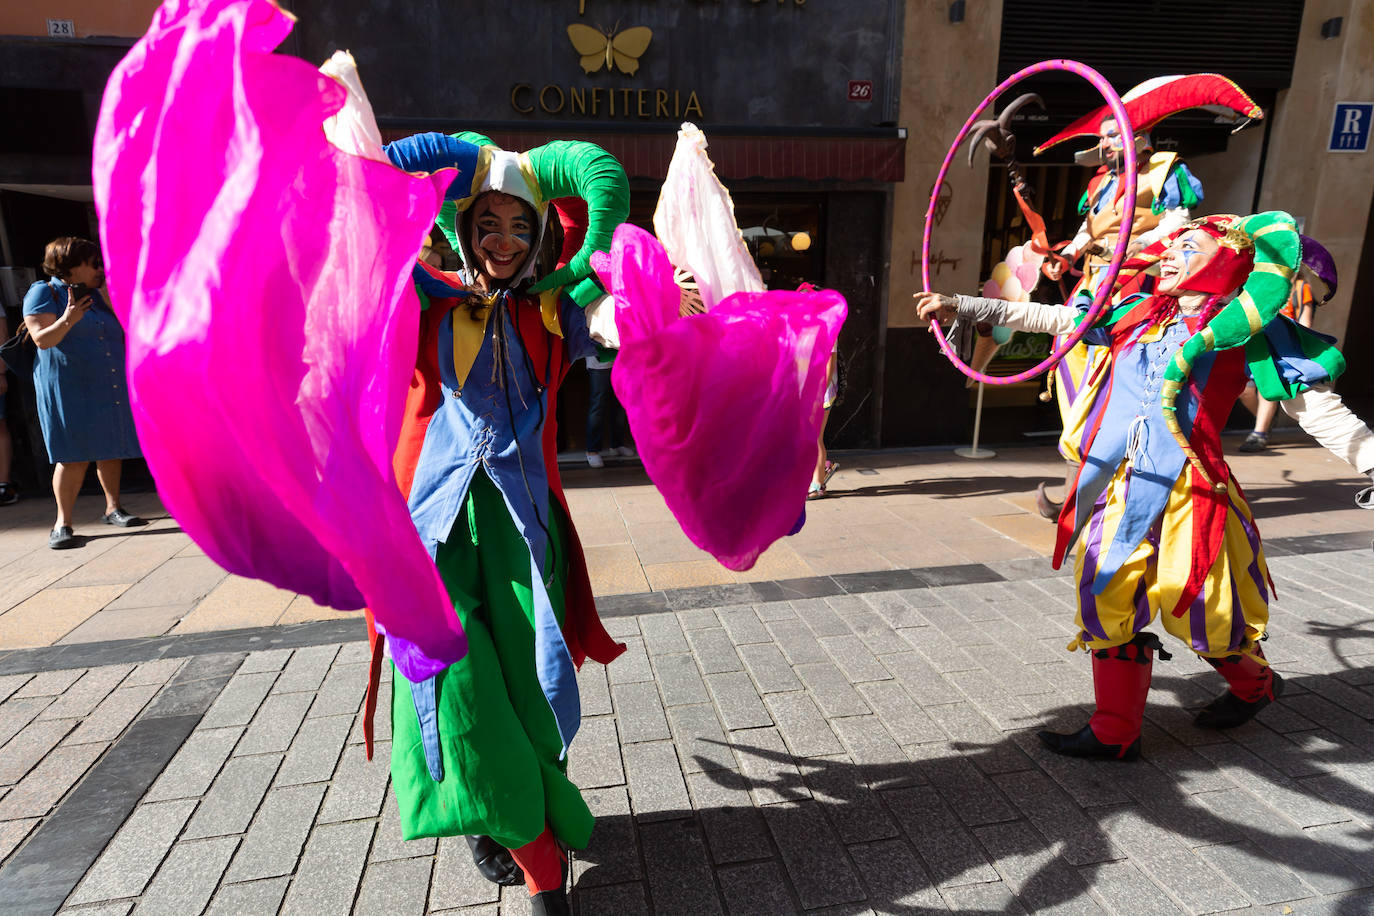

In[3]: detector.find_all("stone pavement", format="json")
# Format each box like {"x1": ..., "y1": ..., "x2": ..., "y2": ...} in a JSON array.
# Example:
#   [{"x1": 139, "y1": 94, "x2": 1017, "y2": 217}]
[
  {"x1": 0, "y1": 441, "x2": 1372, "y2": 914},
  {"x1": 2, "y1": 541, "x2": 1374, "y2": 912},
  {"x1": 0, "y1": 440, "x2": 1372, "y2": 649}
]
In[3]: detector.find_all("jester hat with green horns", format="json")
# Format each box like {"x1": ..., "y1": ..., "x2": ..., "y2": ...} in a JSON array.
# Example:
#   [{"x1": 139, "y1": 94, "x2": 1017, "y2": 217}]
[
  {"x1": 386, "y1": 131, "x2": 630, "y2": 307},
  {"x1": 1158, "y1": 211, "x2": 1303, "y2": 491}
]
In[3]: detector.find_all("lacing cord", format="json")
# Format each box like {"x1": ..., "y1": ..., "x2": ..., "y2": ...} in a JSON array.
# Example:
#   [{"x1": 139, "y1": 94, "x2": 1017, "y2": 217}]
[{"x1": 489, "y1": 290, "x2": 558, "y2": 587}]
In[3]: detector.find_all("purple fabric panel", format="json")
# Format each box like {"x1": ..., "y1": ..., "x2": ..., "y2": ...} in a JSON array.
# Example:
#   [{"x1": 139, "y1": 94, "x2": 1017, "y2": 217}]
[
  {"x1": 1057, "y1": 352, "x2": 1080, "y2": 403},
  {"x1": 1076, "y1": 487, "x2": 1114, "y2": 642},
  {"x1": 1188, "y1": 591, "x2": 1210, "y2": 653},
  {"x1": 1132, "y1": 574, "x2": 1152, "y2": 635},
  {"x1": 1229, "y1": 495, "x2": 1270, "y2": 606}
]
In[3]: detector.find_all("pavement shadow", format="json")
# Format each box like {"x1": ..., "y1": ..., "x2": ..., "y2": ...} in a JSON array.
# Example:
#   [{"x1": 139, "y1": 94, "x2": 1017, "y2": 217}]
[
  {"x1": 1306, "y1": 619, "x2": 1374, "y2": 672},
  {"x1": 572, "y1": 667, "x2": 1374, "y2": 915},
  {"x1": 80, "y1": 518, "x2": 183, "y2": 542},
  {"x1": 1238, "y1": 483, "x2": 1364, "y2": 521},
  {"x1": 823, "y1": 475, "x2": 1048, "y2": 501}
]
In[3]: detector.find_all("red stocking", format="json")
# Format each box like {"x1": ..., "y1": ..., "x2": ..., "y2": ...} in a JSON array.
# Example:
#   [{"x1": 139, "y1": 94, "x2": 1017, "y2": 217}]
[
  {"x1": 509, "y1": 826, "x2": 565, "y2": 895},
  {"x1": 1086, "y1": 638, "x2": 1156, "y2": 754},
  {"x1": 1206, "y1": 646, "x2": 1276, "y2": 702}
]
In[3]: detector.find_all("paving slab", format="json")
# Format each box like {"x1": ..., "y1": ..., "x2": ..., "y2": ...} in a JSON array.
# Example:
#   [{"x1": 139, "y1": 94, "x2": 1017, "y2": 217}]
[{"x1": 1, "y1": 448, "x2": 1372, "y2": 915}]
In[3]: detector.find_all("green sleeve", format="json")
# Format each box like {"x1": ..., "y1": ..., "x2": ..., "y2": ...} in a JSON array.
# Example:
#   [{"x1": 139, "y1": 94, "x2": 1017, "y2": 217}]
[{"x1": 1244, "y1": 323, "x2": 1348, "y2": 401}]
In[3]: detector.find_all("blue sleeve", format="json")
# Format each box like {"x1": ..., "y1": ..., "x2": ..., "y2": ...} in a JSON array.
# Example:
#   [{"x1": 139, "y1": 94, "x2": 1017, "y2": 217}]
[
  {"x1": 559, "y1": 294, "x2": 599, "y2": 363},
  {"x1": 22, "y1": 282, "x2": 60, "y2": 318},
  {"x1": 384, "y1": 133, "x2": 481, "y2": 202},
  {"x1": 1158, "y1": 162, "x2": 1204, "y2": 211}
]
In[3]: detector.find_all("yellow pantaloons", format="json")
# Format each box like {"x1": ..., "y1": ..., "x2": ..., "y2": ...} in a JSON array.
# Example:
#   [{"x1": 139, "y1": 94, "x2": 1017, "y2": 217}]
[{"x1": 1071, "y1": 464, "x2": 1272, "y2": 661}]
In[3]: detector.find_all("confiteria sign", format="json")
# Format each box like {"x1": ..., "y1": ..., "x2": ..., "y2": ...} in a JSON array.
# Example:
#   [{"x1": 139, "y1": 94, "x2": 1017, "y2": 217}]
[
  {"x1": 510, "y1": 84, "x2": 704, "y2": 120},
  {"x1": 510, "y1": 1, "x2": 808, "y2": 120}
]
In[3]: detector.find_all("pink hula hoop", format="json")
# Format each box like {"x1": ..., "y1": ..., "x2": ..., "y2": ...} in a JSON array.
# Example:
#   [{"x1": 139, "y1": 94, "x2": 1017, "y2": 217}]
[{"x1": 922, "y1": 59, "x2": 1136, "y2": 385}]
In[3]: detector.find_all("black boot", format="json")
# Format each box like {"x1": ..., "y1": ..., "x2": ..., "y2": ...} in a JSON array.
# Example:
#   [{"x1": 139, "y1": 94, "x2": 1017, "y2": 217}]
[
  {"x1": 1195, "y1": 668, "x2": 1285, "y2": 729},
  {"x1": 529, "y1": 858, "x2": 570, "y2": 916},
  {"x1": 465, "y1": 835, "x2": 524, "y2": 886},
  {"x1": 531, "y1": 886, "x2": 571, "y2": 916},
  {"x1": 1038, "y1": 722, "x2": 1142, "y2": 762}
]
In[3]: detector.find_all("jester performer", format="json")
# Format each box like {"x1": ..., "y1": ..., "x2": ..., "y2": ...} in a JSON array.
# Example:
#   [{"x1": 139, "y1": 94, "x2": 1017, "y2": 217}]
[
  {"x1": 94, "y1": 7, "x2": 840, "y2": 911},
  {"x1": 362, "y1": 132, "x2": 630, "y2": 914},
  {"x1": 1033, "y1": 75, "x2": 1260, "y2": 519},
  {"x1": 917, "y1": 213, "x2": 1374, "y2": 761}
]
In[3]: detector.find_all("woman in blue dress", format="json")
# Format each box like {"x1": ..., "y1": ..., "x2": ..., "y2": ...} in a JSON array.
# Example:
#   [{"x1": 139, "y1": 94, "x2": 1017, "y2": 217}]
[{"x1": 23, "y1": 237, "x2": 144, "y2": 549}]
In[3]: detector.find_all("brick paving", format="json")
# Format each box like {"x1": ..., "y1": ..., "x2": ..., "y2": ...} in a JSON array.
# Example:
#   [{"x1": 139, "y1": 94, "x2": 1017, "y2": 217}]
[
  {"x1": 0, "y1": 544, "x2": 1369, "y2": 913},
  {"x1": 0, "y1": 441, "x2": 1372, "y2": 913}
]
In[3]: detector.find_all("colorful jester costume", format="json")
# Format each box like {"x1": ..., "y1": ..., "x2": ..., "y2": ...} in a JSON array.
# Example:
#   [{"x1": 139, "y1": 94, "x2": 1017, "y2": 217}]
[
  {"x1": 946, "y1": 213, "x2": 1374, "y2": 760},
  {"x1": 366, "y1": 133, "x2": 629, "y2": 878},
  {"x1": 1035, "y1": 74, "x2": 1260, "y2": 469}
]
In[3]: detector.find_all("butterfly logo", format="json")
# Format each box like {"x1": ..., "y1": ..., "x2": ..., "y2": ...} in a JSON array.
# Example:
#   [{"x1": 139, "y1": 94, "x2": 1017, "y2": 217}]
[{"x1": 566, "y1": 23, "x2": 653, "y2": 76}]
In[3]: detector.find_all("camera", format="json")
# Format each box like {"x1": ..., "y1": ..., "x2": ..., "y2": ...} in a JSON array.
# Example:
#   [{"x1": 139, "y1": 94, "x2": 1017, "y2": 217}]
[{"x1": 69, "y1": 283, "x2": 90, "y2": 299}]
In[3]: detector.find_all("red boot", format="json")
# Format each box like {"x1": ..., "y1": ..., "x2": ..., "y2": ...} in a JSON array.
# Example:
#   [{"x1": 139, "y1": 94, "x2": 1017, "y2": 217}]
[
  {"x1": 1039, "y1": 633, "x2": 1166, "y2": 761},
  {"x1": 1195, "y1": 646, "x2": 1284, "y2": 729}
]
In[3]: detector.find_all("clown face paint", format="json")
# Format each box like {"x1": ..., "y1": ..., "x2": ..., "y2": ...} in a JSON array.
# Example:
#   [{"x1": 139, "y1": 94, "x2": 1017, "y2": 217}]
[
  {"x1": 470, "y1": 193, "x2": 534, "y2": 285},
  {"x1": 1098, "y1": 118, "x2": 1126, "y2": 170},
  {"x1": 1156, "y1": 230, "x2": 1220, "y2": 296}
]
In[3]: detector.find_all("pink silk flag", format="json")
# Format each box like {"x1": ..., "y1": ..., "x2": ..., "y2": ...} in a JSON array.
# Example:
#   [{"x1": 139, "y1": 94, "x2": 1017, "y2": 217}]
[
  {"x1": 92, "y1": 0, "x2": 465, "y2": 680},
  {"x1": 596, "y1": 224, "x2": 846, "y2": 571}
]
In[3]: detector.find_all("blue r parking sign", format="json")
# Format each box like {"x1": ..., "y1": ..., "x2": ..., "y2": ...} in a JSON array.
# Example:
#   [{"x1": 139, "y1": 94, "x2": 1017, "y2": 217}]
[{"x1": 1329, "y1": 102, "x2": 1373, "y2": 153}]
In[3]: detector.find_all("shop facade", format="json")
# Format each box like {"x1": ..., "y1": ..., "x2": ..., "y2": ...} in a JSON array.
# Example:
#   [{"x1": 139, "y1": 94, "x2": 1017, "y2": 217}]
[{"x1": 4, "y1": 0, "x2": 1373, "y2": 462}]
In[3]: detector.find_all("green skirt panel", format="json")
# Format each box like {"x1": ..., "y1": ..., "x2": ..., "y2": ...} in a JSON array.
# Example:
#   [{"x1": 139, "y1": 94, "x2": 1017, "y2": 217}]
[{"x1": 390, "y1": 470, "x2": 594, "y2": 849}]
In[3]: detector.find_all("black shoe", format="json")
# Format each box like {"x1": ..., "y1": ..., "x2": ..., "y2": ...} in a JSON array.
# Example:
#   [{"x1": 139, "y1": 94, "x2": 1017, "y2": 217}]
[
  {"x1": 529, "y1": 858, "x2": 571, "y2": 916},
  {"x1": 101, "y1": 508, "x2": 146, "y2": 528},
  {"x1": 1037, "y1": 723, "x2": 1141, "y2": 761},
  {"x1": 48, "y1": 526, "x2": 80, "y2": 550},
  {"x1": 0, "y1": 483, "x2": 18, "y2": 506},
  {"x1": 1194, "y1": 672, "x2": 1285, "y2": 729},
  {"x1": 1238, "y1": 431, "x2": 1268, "y2": 453},
  {"x1": 464, "y1": 835, "x2": 524, "y2": 887},
  {"x1": 530, "y1": 886, "x2": 571, "y2": 916}
]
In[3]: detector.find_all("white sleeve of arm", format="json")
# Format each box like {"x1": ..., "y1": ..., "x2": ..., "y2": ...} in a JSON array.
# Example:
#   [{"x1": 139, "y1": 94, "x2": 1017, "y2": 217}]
[
  {"x1": 1281, "y1": 385, "x2": 1374, "y2": 475},
  {"x1": 1135, "y1": 207, "x2": 1190, "y2": 249},
  {"x1": 584, "y1": 294, "x2": 619, "y2": 350},
  {"x1": 954, "y1": 295, "x2": 1080, "y2": 336},
  {"x1": 1002, "y1": 300, "x2": 1081, "y2": 335},
  {"x1": 1064, "y1": 222, "x2": 1092, "y2": 259}
]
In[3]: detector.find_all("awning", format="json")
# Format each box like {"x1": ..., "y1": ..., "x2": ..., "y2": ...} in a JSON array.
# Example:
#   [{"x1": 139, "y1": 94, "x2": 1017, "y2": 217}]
[{"x1": 378, "y1": 125, "x2": 905, "y2": 183}]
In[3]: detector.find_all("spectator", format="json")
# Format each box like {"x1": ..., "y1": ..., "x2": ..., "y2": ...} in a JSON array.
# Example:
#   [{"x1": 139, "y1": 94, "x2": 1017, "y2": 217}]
[
  {"x1": 584, "y1": 353, "x2": 633, "y2": 468},
  {"x1": 23, "y1": 237, "x2": 145, "y2": 549},
  {"x1": 808, "y1": 345, "x2": 840, "y2": 499}
]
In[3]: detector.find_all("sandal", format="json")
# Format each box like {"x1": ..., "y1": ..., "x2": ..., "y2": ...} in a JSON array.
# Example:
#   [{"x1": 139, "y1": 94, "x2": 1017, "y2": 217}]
[
  {"x1": 807, "y1": 482, "x2": 826, "y2": 500},
  {"x1": 822, "y1": 460, "x2": 839, "y2": 488}
]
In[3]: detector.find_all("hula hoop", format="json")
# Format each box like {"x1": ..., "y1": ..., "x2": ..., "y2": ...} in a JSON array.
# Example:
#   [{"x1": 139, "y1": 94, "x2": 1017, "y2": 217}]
[{"x1": 922, "y1": 60, "x2": 1137, "y2": 385}]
